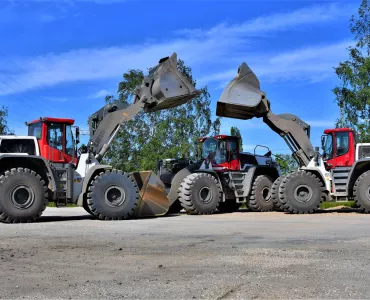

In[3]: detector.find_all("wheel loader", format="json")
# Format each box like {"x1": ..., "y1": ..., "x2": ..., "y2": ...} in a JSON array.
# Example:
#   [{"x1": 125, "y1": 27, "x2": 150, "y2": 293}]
[
  {"x1": 0, "y1": 53, "x2": 200, "y2": 223},
  {"x1": 216, "y1": 62, "x2": 370, "y2": 214},
  {"x1": 159, "y1": 135, "x2": 282, "y2": 215}
]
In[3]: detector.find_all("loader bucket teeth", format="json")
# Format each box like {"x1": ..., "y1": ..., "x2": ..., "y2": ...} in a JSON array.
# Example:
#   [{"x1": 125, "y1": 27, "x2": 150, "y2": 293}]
[
  {"x1": 129, "y1": 171, "x2": 170, "y2": 217},
  {"x1": 216, "y1": 62, "x2": 264, "y2": 120},
  {"x1": 135, "y1": 52, "x2": 201, "y2": 112}
]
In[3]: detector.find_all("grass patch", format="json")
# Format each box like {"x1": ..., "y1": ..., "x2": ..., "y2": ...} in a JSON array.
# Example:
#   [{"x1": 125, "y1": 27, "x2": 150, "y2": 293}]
[
  {"x1": 320, "y1": 201, "x2": 356, "y2": 209},
  {"x1": 47, "y1": 202, "x2": 78, "y2": 208}
]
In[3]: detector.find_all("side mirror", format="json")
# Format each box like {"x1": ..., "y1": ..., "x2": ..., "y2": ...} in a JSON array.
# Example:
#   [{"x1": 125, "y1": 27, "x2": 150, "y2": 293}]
[
  {"x1": 321, "y1": 135, "x2": 326, "y2": 149},
  {"x1": 75, "y1": 127, "x2": 80, "y2": 145}
]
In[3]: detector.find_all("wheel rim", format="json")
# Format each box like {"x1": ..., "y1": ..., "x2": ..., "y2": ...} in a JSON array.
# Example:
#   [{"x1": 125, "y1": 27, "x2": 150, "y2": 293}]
[
  {"x1": 105, "y1": 186, "x2": 126, "y2": 207},
  {"x1": 294, "y1": 184, "x2": 313, "y2": 203},
  {"x1": 366, "y1": 186, "x2": 370, "y2": 201},
  {"x1": 11, "y1": 185, "x2": 35, "y2": 209},
  {"x1": 261, "y1": 186, "x2": 271, "y2": 202},
  {"x1": 199, "y1": 186, "x2": 213, "y2": 204}
]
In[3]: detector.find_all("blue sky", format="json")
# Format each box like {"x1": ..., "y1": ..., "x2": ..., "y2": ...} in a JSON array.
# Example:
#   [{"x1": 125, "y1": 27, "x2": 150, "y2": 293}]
[{"x1": 0, "y1": 0, "x2": 360, "y2": 154}]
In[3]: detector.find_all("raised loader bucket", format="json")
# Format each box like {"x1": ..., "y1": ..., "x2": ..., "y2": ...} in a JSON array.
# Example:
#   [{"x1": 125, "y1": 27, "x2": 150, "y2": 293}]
[
  {"x1": 130, "y1": 171, "x2": 170, "y2": 217},
  {"x1": 133, "y1": 52, "x2": 201, "y2": 112},
  {"x1": 216, "y1": 62, "x2": 264, "y2": 120}
]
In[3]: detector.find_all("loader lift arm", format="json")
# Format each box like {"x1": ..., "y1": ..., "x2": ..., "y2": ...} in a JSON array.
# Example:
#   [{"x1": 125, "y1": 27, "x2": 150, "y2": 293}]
[
  {"x1": 216, "y1": 62, "x2": 315, "y2": 167},
  {"x1": 87, "y1": 53, "x2": 200, "y2": 162}
]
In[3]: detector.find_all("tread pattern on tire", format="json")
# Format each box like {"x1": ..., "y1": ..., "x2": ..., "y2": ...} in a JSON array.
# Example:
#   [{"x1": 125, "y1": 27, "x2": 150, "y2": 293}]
[
  {"x1": 87, "y1": 169, "x2": 138, "y2": 220},
  {"x1": 249, "y1": 175, "x2": 274, "y2": 212},
  {"x1": 279, "y1": 170, "x2": 324, "y2": 214},
  {"x1": 178, "y1": 173, "x2": 222, "y2": 215},
  {"x1": 271, "y1": 176, "x2": 284, "y2": 211},
  {"x1": 353, "y1": 170, "x2": 370, "y2": 213},
  {"x1": 0, "y1": 168, "x2": 48, "y2": 223}
]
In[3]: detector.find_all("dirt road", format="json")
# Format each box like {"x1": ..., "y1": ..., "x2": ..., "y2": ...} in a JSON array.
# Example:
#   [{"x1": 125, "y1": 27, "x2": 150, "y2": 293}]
[{"x1": 1, "y1": 208, "x2": 370, "y2": 299}]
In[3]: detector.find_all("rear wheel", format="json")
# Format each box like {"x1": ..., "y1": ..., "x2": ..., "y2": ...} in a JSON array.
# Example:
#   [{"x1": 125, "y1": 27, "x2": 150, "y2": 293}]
[
  {"x1": 87, "y1": 170, "x2": 139, "y2": 220},
  {"x1": 271, "y1": 176, "x2": 286, "y2": 211},
  {"x1": 353, "y1": 170, "x2": 370, "y2": 213},
  {"x1": 178, "y1": 173, "x2": 222, "y2": 215},
  {"x1": 217, "y1": 199, "x2": 241, "y2": 213},
  {"x1": 279, "y1": 170, "x2": 323, "y2": 214},
  {"x1": 0, "y1": 168, "x2": 48, "y2": 223},
  {"x1": 248, "y1": 175, "x2": 274, "y2": 212}
]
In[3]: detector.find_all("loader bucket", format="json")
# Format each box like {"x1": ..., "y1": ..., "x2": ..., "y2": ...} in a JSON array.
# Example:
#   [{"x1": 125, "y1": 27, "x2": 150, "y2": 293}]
[
  {"x1": 216, "y1": 62, "x2": 264, "y2": 120},
  {"x1": 130, "y1": 171, "x2": 170, "y2": 217},
  {"x1": 134, "y1": 53, "x2": 201, "y2": 112}
]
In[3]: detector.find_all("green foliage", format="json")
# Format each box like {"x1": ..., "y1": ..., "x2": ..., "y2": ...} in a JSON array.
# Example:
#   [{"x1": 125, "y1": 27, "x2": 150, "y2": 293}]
[
  {"x1": 103, "y1": 60, "x2": 221, "y2": 172},
  {"x1": 320, "y1": 201, "x2": 356, "y2": 209},
  {"x1": 0, "y1": 106, "x2": 14, "y2": 135},
  {"x1": 274, "y1": 154, "x2": 298, "y2": 175},
  {"x1": 333, "y1": 0, "x2": 370, "y2": 142},
  {"x1": 230, "y1": 126, "x2": 243, "y2": 151}
]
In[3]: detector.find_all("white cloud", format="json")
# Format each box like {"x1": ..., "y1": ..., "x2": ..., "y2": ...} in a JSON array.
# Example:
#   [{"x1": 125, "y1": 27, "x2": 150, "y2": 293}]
[
  {"x1": 178, "y1": 2, "x2": 353, "y2": 38},
  {"x1": 43, "y1": 96, "x2": 68, "y2": 102},
  {"x1": 88, "y1": 89, "x2": 112, "y2": 99},
  {"x1": 0, "y1": 2, "x2": 355, "y2": 96},
  {"x1": 198, "y1": 40, "x2": 354, "y2": 86}
]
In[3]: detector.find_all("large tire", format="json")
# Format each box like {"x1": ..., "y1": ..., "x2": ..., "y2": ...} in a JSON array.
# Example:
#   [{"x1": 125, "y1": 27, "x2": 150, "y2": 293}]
[
  {"x1": 353, "y1": 170, "x2": 370, "y2": 213},
  {"x1": 82, "y1": 198, "x2": 94, "y2": 216},
  {"x1": 271, "y1": 176, "x2": 286, "y2": 211},
  {"x1": 178, "y1": 173, "x2": 222, "y2": 215},
  {"x1": 0, "y1": 168, "x2": 48, "y2": 223},
  {"x1": 248, "y1": 175, "x2": 274, "y2": 212},
  {"x1": 279, "y1": 170, "x2": 323, "y2": 214},
  {"x1": 217, "y1": 199, "x2": 241, "y2": 213},
  {"x1": 87, "y1": 170, "x2": 139, "y2": 220}
]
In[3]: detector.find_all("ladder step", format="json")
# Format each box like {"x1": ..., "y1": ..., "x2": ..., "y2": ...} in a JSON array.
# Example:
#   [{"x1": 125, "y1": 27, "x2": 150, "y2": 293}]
[{"x1": 334, "y1": 179, "x2": 348, "y2": 184}]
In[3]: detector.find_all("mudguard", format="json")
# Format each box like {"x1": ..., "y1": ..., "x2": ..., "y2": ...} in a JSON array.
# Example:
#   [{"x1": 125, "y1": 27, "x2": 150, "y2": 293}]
[
  {"x1": 347, "y1": 158, "x2": 370, "y2": 193},
  {"x1": 77, "y1": 165, "x2": 112, "y2": 206},
  {"x1": 0, "y1": 154, "x2": 57, "y2": 193}
]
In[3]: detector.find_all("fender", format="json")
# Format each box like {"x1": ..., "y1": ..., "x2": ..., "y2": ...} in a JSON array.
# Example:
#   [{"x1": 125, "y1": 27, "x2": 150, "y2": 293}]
[
  {"x1": 346, "y1": 158, "x2": 370, "y2": 194},
  {"x1": 77, "y1": 164, "x2": 112, "y2": 206},
  {"x1": 0, "y1": 154, "x2": 57, "y2": 193},
  {"x1": 301, "y1": 157, "x2": 331, "y2": 193}
]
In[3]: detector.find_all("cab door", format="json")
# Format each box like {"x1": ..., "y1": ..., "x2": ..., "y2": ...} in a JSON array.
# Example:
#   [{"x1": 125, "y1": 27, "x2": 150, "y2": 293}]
[{"x1": 45, "y1": 122, "x2": 65, "y2": 163}]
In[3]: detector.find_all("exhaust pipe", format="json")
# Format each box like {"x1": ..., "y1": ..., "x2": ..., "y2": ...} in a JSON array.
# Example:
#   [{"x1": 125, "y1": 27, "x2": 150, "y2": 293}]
[
  {"x1": 134, "y1": 53, "x2": 201, "y2": 112},
  {"x1": 216, "y1": 63, "x2": 267, "y2": 120}
]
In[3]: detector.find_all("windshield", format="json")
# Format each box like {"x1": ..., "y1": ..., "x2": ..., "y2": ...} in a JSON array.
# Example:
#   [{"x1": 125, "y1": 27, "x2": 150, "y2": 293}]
[
  {"x1": 202, "y1": 138, "x2": 227, "y2": 164},
  {"x1": 322, "y1": 134, "x2": 333, "y2": 160},
  {"x1": 28, "y1": 122, "x2": 42, "y2": 140}
]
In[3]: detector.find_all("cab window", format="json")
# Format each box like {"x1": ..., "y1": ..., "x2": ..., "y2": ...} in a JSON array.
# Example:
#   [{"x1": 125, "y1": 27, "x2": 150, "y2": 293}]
[
  {"x1": 228, "y1": 139, "x2": 238, "y2": 160},
  {"x1": 65, "y1": 125, "x2": 75, "y2": 156},
  {"x1": 336, "y1": 132, "x2": 349, "y2": 156},
  {"x1": 47, "y1": 123, "x2": 63, "y2": 151}
]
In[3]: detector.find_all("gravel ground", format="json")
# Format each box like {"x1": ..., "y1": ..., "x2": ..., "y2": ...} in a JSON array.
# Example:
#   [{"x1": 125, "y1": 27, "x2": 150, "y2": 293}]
[{"x1": 1, "y1": 207, "x2": 370, "y2": 299}]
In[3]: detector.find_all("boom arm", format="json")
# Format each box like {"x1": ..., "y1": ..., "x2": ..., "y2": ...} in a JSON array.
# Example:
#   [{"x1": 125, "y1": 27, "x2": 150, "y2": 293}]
[
  {"x1": 88, "y1": 53, "x2": 200, "y2": 162},
  {"x1": 216, "y1": 63, "x2": 315, "y2": 167}
]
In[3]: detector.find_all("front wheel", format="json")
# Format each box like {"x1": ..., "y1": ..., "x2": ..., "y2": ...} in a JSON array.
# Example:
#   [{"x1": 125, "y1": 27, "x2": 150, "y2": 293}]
[
  {"x1": 279, "y1": 170, "x2": 323, "y2": 214},
  {"x1": 0, "y1": 168, "x2": 48, "y2": 223},
  {"x1": 87, "y1": 169, "x2": 139, "y2": 220},
  {"x1": 353, "y1": 170, "x2": 370, "y2": 213},
  {"x1": 178, "y1": 173, "x2": 222, "y2": 215}
]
